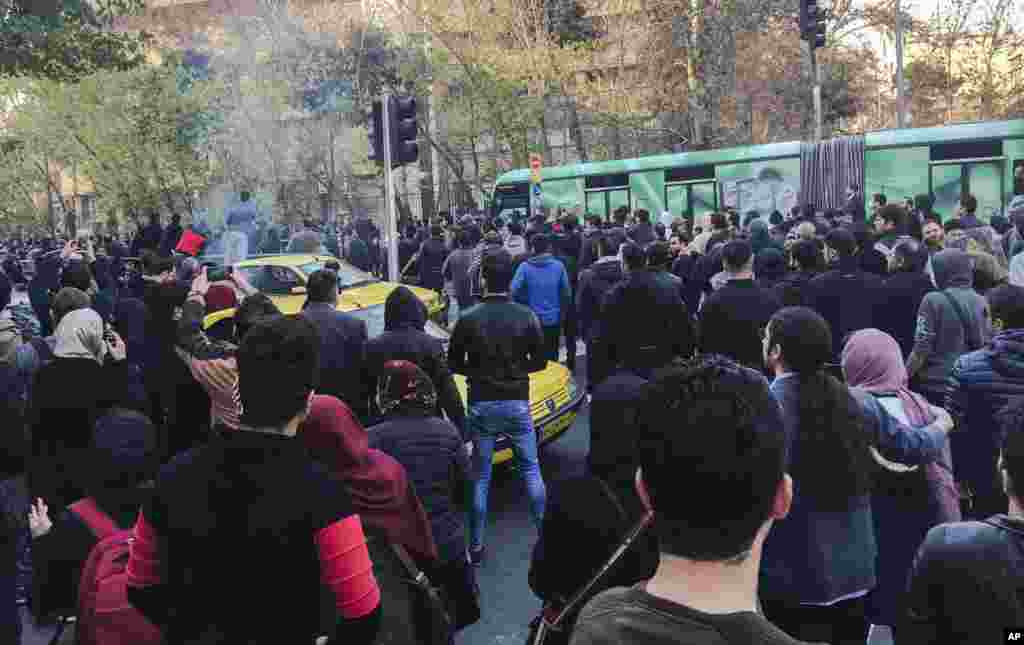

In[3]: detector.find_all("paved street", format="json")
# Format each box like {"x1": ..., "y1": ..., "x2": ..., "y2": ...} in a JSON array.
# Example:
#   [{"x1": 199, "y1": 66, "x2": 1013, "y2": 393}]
[{"x1": 458, "y1": 365, "x2": 591, "y2": 645}]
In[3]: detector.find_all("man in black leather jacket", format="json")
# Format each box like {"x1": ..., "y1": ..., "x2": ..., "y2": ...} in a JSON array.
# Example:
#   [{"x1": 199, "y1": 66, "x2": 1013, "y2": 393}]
[
  {"x1": 903, "y1": 396, "x2": 1024, "y2": 644},
  {"x1": 448, "y1": 252, "x2": 547, "y2": 566}
]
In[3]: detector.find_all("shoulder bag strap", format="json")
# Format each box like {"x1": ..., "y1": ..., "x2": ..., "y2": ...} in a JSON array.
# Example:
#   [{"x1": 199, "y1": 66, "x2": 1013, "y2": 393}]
[
  {"x1": 940, "y1": 290, "x2": 982, "y2": 351},
  {"x1": 544, "y1": 510, "x2": 655, "y2": 629},
  {"x1": 69, "y1": 497, "x2": 119, "y2": 540}
]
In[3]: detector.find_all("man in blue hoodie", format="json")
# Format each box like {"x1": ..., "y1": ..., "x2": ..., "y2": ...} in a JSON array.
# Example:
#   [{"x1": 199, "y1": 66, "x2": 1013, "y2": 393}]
[{"x1": 511, "y1": 234, "x2": 570, "y2": 362}]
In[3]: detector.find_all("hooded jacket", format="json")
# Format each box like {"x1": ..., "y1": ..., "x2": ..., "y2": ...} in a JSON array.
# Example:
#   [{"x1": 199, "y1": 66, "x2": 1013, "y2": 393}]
[
  {"x1": 875, "y1": 270, "x2": 936, "y2": 360},
  {"x1": 363, "y1": 287, "x2": 466, "y2": 433},
  {"x1": 418, "y1": 237, "x2": 449, "y2": 291},
  {"x1": 301, "y1": 301, "x2": 370, "y2": 420},
  {"x1": 803, "y1": 255, "x2": 885, "y2": 360},
  {"x1": 947, "y1": 327, "x2": 1024, "y2": 518},
  {"x1": 511, "y1": 253, "x2": 570, "y2": 327},
  {"x1": 910, "y1": 249, "x2": 991, "y2": 393}
]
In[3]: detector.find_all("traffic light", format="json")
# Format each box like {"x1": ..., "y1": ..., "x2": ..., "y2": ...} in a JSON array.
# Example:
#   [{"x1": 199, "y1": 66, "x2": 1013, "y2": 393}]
[
  {"x1": 799, "y1": 0, "x2": 827, "y2": 49},
  {"x1": 387, "y1": 95, "x2": 419, "y2": 167},
  {"x1": 368, "y1": 99, "x2": 383, "y2": 165}
]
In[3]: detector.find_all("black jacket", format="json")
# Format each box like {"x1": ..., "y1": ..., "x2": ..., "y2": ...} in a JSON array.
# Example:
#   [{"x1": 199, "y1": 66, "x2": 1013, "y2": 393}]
[
  {"x1": 447, "y1": 295, "x2": 547, "y2": 403},
  {"x1": 627, "y1": 222, "x2": 656, "y2": 246},
  {"x1": 301, "y1": 302, "x2": 370, "y2": 420},
  {"x1": 875, "y1": 271, "x2": 935, "y2": 360},
  {"x1": 418, "y1": 237, "x2": 449, "y2": 291},
  {"x1": 772, "y1": 270, "x2": 817, "y2": 308},
  {"x1": 698, "y1": 279, "x2": 781, "y2": 370},
  {"x1": 600, "y1": 270, "x2": 695, "y2": 370},
  {"x1": 904, "y1": 515, "x2": 1024, "y2": 644},
  {"x1": 803, "y1": 257, "x2": 885, "y2": 360},
  {"x1": 578, "y1": 229, "x2": 604, "y2": 270},
  {"x1": 368, "y1": 414, "x2": 470, "y2": 565},
  {"x1": 575, "y1": 259, "x2": 624, "y2": 342},
  {"x1": 362, "y1": 289, "x2": 465, "y2": 432},
  {"x1": 588, "y1": 367, "x2": 655, "y2": 502}
]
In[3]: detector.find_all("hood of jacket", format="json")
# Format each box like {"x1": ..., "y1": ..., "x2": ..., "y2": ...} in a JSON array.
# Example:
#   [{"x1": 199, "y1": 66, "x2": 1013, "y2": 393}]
[
  {"x1": 528, "y1": 253, "x2": 558, "y2": 268},
  {"x1": 384, "y1": 285, "x2": 427, "y2": 331},
  {"x1": 990, "y1": 329, "x2": 1024, "y2": 380},
  {"x1": 932, "y1": 248, "x2": 974, "y2": 290},
  {"x1": 591, "y1": 257, "x2": 624, "y2": 281}
]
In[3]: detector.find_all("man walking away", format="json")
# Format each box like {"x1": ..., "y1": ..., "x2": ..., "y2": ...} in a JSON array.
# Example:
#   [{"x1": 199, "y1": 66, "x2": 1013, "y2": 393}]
[
  {"x1": 301, "y1": 270, "x2": 370, "y2": 420},
  {"x1": 448, "y1": 253, "x2": 547, "y2": 566},
  {"x1": 441, "y1": 230, "x2": 476, "y2": 326},
  {"x1": 511, "y1": 235, "x2": 570, "y2": 363},
  {"x1": 554, "y1": 218, "x2": 582, "y2": 370},
  {"x1": 417, "y1": 225, "x2": 449, "y2": 295},
  {"x1": 573, "y1": 356, "x2": 811, "y2": 645},
  {"x1": 698, "y1": 239, "x2": 781, "y2": 370},
  {"x1": 903, "y1": 397, "x2": 1024, "y2": 644},
  {"x1": 627, "y1": 209, "x2": 656, "y2": 246},
  {"x1": 875, "y1": 238, "x2": 934, "y2": 359}
]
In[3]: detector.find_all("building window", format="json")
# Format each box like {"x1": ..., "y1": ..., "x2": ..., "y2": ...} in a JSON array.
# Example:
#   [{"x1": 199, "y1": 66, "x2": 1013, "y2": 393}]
[{"x1": 79, "y1": 194, "x2": 97, "y2": 222}]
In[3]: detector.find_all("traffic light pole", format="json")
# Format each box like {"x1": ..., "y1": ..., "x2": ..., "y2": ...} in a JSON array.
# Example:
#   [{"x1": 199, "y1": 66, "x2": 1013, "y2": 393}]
[
  {"x1": 811, "y1": 44, "x2": 822, "y2": 143},
  {"x1": 381, "y1": 94, "x2": 400, "y2": 283}
]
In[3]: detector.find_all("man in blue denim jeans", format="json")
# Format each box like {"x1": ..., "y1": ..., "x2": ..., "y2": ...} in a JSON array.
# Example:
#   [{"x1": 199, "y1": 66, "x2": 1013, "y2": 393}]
[{"x1": 448, "y1": 252, "x2": 548, "y2": 566}]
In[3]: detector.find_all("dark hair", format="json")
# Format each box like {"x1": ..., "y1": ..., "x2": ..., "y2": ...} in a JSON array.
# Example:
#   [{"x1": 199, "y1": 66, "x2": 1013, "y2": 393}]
[
  {"x1": 944, "y1": 218, "x2": 964, "y2": 233},
  {"x1": 728, "y1": 212, "x2": 741, "y2": 229},
  {"x1": 825, "y1": 228, "x2": 857, "y2": 257},
  {"x1": 645, "y1": 241, "x2": 672, "y2": 268},
  {"x1": 710, "y1": 213, "x2": 728, "y2": 231},
  {"x1": 430, "y1": 224, "x2": 444, "y2": 237},
  {"x1": 893, "y1": 238, "x2": 927, "y2": 273},
  {"x1": 638, "y1": 356, "x2": 785, "y2": 561},
  {"x1": 613, "y1": 206, "x2": 629, "y2": 224},
  {"x1": 998, "y1": 398, "x2": 1024, "y2": 499},
  {"x1": 235, "y1": 293, "x2": 282, "y2": 341},
  {"x1": 595, "y1": 233, "x2": 618, "y2": 258},
  {"x1": 791, "y1": 240, "x2": 820, "y2": 271},
  {"x1": 531, "y1": 234, "x2": 551, "y2": 253},
  {"x1": 508, "y1": 221, "x2": 523, "y2": 236},
  {"x1": 877, "y1": 204, "x2": 907, "y2": 232},
  {"x1": 62, "y1": 261, "x2": 94, "y2": 292},
  {"x1": 306, "y1": 269, "x2": 338, "y2": 304},
  {"x1": 237, "y1": 315, "x2": 319, "y2": 429},
  {"x1": 240, "y1": 191, "x2": 251, "y2": 202},
  {"x1": 635, "y1": 209, "x2": 650, "y2": 224},
  {"x1": 765, "y1": 307, "x2": 873, "y2": 509},
  {"x1": 872, "y1": 193, "x2": 887, "y2": 206},
  {"x1": 620, "y1": 242, "x2": 645, "y2": 270},
  {"x1": 989, "y1": 285, "x2": 1024, "y2": 331},
  {"x1": 769, "y1": 211, "x2": 784, "y2": 226},
  {"x1": 482, "y1": 252, "x2": 514, "y2": 293},
  {"x1": 961, "y1": 193, "x2": 977, "y2": 214},
  {"x1": 722, "y1": 239, "x2": 753, "y2": 270}
]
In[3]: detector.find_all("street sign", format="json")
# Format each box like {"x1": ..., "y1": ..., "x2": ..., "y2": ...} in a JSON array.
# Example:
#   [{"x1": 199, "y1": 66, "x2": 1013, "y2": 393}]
[{"x1": 530, "y1": 154, "x2": 542, "y2": 171}]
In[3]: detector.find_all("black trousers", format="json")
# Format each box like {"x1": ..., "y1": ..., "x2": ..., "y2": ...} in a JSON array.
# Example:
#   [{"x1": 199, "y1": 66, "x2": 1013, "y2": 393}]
[
  {"x1": 761, "y1": 595, "x2": 869, "y2": 645},
  {"x1": 562, "y1": 305, "x2": 577, "y2": 372},
  {"x1": 542, "y1": 325, "x2": 561, "y2": 363}
]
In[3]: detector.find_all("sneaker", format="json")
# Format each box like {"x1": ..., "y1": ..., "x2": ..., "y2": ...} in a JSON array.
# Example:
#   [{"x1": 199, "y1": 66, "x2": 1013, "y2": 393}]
[{"x1": 469, "y1": 546, "x2": 485, "y2": 567}]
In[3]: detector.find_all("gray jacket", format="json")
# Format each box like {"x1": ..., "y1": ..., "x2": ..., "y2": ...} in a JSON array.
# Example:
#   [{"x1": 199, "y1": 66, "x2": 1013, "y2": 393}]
[{"x1": 911, "y1": 249, "x2": 991, "y2": 391}]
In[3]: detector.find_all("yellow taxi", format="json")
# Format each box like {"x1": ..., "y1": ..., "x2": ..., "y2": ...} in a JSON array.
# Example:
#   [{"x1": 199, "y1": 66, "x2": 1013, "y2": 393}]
[
  {"x1": 202, "y1": 302, "x2": 584, "y2": 465},
  {"x1": 228, "y1": 254, "x2": 446, "y2": 319}
]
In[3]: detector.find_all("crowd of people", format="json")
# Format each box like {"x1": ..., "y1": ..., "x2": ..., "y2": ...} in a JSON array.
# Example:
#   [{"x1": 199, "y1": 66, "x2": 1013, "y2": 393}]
[{"x1": 1, "y1": 184, "x2": 1024, "y2": 645}]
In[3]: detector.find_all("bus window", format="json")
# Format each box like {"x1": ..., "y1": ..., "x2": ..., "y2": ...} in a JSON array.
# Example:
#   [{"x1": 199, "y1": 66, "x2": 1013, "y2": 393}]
[
  {"x1": 493, "y1": 182, "x2": 529, "y2": 219},
  {"x1": 585, "y1": 192, "x2": 609, "y2": 219},
  {"x1": 968, "y1": 162, "x2": 1002, "y2": 220},
  {"x1": 608, "y1": 189, "x2": 630, "y2": 216},
  {"x1": 931, "y1": 161, "x2": 1004, "y2": 221},
  {"x1": 667, "y1": 184, "x2": 687, "y2": 219}
]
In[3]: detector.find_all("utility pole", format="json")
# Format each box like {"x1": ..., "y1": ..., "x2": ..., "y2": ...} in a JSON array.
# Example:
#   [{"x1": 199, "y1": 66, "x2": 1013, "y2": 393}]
[
  {"x1": 812, "y1": 45, "x2": 823, "y2": 142},
  {"x1": 894, "y1": 0, "x2": 907, "y2": 128},
  {"x1": 381, "y1": 94, "x2": 399, "y2": 282}
]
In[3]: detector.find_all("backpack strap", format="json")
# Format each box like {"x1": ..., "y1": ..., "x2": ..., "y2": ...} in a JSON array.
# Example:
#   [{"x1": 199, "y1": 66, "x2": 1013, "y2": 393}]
[
  {"x1": 70, "y1": 498, "x2": 120, "y2": 541},
  {"x1": 940, "y1": 290, "x2": 982, "y2": 351}
]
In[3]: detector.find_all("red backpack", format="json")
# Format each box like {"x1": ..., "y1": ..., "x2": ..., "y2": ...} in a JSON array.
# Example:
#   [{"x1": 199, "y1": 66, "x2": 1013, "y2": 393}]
[{"x1": 70, "y1": 498, "x2": 163, "y2": 645}]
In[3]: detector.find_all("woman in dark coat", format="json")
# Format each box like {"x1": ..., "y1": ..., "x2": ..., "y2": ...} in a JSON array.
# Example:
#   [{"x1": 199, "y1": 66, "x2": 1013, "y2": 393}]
[
  {"x1": 528, "y1": 474, "x2": 659, "y2": 645},
  {"x1": 29, "y1": 309, "x2": 148, "y2": 508}
]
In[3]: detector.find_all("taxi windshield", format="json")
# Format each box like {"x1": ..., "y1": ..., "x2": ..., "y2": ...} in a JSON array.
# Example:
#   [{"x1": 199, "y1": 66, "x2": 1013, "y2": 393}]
[{"x1": 297, "y1": 260, "x2": 376, "y2": 290}]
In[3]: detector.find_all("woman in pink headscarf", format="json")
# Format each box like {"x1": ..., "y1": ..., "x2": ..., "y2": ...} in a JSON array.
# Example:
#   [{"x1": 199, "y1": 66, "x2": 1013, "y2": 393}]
[{"x1": 842, "y1": 328, "x2": 960, "y2": 642}]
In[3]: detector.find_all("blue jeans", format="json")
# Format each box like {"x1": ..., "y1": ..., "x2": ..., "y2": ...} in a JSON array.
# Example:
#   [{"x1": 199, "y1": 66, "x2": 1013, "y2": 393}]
[{"x1": 467, "y1": 400, "x2": 546, "y2": 550}]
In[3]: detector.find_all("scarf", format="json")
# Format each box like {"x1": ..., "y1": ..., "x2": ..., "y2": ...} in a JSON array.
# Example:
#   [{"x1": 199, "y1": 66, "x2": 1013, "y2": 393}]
[
  {"x1": 377, "y1": 360, "x2": 437, "y2": 416},
  {"x1": 300, "y1": 395, "x2": 438, "y2": 561},
  {"x1": 841, "y1": 328, "x2": 935, "y2": 428},
  {"x1": 54, "y1": 308, "x2": 107, "y2": 363}
]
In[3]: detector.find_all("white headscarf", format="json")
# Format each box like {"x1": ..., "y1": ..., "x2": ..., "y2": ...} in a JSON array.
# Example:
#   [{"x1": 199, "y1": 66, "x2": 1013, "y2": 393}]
[{"x1": 54, "y1": 308, "x2": 107, "y2": 363}]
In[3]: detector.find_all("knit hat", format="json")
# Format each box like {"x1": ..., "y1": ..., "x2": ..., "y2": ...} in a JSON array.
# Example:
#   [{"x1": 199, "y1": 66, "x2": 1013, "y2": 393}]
[
  {"x1": 91, "y1": 410, "x2": 158, "y2": 490},
  {"x1": 51, "y1": 287, "x2": 91, "y2": 326},
  {"x1": 205, "y1": 284, "x2": 239, "y2": 314},
  {"x1": 377, "y1": 360, "x2": 437, "y2": 416}
]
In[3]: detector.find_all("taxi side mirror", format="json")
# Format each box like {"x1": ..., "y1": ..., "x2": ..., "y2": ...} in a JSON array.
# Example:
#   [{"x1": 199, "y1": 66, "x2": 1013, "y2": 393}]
[{"x1": 291, "y1": 286, "x2": 307, "y2": 295}]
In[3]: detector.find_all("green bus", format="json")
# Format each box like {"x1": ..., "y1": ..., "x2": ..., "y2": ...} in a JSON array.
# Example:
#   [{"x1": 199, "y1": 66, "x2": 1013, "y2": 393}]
[{"x1": 491, "y1": 119, "x2": 1024, "y2": 225}]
